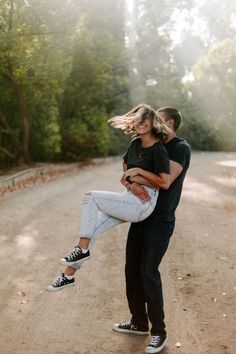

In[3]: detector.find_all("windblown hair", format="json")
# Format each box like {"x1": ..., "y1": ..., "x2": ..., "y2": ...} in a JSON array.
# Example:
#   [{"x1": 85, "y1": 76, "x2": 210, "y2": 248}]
[
  {"x1": 108, "y1": 104, "x2": 171, "y2": 141},
  {"x1": 157, "y1": 106, "x2": 182, "y2": 131}
]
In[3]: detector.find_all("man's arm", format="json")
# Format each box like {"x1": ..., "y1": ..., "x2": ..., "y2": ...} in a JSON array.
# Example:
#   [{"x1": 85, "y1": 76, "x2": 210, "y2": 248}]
[
  {"x1": 127, "y1": 160, "x2": 183, "y2": 201},
  {"x1": 124, "y1": 167, "x2": 170, "y2": 190},
  {"x1": 131, "y1": 161, "x2": 183, "y2": 186},
  {"x1": 169, "y1": 160, "x2": 183, "y2": 184}
]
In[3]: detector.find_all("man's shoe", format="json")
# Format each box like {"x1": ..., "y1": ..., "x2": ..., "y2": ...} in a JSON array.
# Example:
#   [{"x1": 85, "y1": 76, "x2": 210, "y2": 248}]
[
  {"x1": 112, "y1": 321, "x2": 149, "y2": 335},
  {"x1": 145, "y1": 335, "x2": 167, "y2": 353},
  {"x1": 46, "y1": 273, "x2": 75, "y2": 292},
  {"x1": 60, "y1": 246, "x2": 90, "y2": 266}
]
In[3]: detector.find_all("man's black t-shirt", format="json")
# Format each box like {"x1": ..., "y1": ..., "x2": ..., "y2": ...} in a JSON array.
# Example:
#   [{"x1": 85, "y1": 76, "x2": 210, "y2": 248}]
[
  {"x1": 140, "y1": 137, "x2": 191, "y2": 224},
  {"x1": 123, "y1": 138, "x2": 170, "y2": 175}
]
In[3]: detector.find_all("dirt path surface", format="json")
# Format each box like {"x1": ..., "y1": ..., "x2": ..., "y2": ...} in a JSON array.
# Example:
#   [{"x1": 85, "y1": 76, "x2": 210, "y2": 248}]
[{"x1": 0, "y1": 152, "x2": 235, "y2": 354}]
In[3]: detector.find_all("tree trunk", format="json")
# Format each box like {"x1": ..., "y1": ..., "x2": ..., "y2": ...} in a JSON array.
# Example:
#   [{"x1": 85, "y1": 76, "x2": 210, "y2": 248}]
[
  {"x1": 0, "y1": 111, "x2": 21, "y2": 154},
  {"x1": 4, "y1": 66, "x2": 31, "y2": 164},
  {"x1": 0, "y1": 146, "x2": 16, "y2": 159}
]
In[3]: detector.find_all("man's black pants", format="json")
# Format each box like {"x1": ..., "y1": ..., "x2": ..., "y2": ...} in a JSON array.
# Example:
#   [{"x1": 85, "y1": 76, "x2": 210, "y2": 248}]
[{"x1": 125, "y1": 220, "x2": 175, "y2": 336}]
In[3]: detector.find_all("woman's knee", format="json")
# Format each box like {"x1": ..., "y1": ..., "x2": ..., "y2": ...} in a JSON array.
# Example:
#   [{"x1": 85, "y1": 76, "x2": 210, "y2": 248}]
[{"x1": 82, "y1": 190, "x2": 93, "y2": 204}]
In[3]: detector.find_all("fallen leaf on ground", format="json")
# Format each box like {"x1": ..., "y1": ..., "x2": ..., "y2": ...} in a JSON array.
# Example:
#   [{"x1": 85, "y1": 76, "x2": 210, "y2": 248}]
[
  {"x1": 21, "y1": 300, "x2": 29, "y2": 304},
  {"x1": 17, "y1": 292, "x2": 25, "y2": 297},
  {"x1": 175, "y1": 341, "x2": 182, "y2": 348}
]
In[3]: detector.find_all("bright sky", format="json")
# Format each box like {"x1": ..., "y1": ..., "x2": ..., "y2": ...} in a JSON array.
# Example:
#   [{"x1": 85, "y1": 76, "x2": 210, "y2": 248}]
[
  {"x1": 126, "y1": 0, "x2": 134, "y2": 13},
  {"x1": 126, "y1": 0, "x2": 209, "y2": 45}
]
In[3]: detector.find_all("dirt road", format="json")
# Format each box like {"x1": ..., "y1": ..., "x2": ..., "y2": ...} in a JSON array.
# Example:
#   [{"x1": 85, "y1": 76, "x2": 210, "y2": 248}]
[{"x1": 0, "y1": 152, "x2": 235, "y2": 354}]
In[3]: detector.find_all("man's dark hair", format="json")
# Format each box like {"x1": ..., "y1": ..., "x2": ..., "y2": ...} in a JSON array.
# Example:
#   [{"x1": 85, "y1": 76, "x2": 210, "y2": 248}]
[{"x1": 157, "y1": 106, "x2": 182, "y2": 131}]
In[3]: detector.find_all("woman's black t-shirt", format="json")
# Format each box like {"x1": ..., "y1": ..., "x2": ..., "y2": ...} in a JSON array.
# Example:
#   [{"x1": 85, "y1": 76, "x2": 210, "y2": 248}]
[{"x1": 123, "y1": 138, "x2": 170, "y2": 175}]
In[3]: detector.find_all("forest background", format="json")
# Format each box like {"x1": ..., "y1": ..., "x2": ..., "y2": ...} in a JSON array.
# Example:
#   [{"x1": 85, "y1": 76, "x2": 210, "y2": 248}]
[{"x1": 0, "y1": 0, "x2": 236, "y2": 168}]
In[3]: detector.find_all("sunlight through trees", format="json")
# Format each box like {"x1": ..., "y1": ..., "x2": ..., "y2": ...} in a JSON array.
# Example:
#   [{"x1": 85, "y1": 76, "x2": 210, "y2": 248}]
[{"x1": 0, "y1": 0, "x2": 235, "y2": 168}]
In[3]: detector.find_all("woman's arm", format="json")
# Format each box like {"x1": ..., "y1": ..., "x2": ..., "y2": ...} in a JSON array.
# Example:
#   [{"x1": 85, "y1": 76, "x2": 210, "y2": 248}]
[{"x1": 120, "y1": 162, "x2": 129, "y2": 188}]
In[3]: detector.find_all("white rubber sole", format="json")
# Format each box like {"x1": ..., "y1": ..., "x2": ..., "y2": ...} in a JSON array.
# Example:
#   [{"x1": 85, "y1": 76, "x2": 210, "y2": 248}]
[
  {"x1": 112, "y1": 324, "x2": 149, "y2": 336},
  {"x1": 59, "y1": 255, "x2": 91, "y2": 266},
  {"x1": 46, "y1": 282, "x2": 75, "y2": 292},
  {"x1": 145, "y1": 337, "x2": 168, "y2": 353}
]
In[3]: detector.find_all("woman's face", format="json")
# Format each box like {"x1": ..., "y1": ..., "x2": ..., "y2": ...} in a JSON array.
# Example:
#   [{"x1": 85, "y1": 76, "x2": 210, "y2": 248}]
[{"x1": 133, "y1": 115, "x2": 153, "y2": 135}]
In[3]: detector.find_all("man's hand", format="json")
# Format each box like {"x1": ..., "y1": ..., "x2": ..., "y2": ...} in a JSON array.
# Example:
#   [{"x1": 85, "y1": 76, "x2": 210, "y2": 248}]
[{"x1": 130, "y1": 182, "x2": 150, "y2": 202}]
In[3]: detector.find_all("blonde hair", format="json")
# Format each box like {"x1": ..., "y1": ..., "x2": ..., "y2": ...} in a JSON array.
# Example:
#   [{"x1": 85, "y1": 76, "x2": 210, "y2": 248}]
[{"x1": 108, "y1": 103, "x2": 171, "y2": 141}]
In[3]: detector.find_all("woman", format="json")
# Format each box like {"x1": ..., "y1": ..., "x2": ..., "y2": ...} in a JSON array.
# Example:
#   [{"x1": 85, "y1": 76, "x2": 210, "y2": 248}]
[{"x1": 47, "y1": 104, "x2": 171, "y2": 291}]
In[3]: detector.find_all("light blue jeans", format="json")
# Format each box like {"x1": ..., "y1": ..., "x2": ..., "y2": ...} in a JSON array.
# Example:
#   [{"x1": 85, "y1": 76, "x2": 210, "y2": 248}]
[{"x1": 79, "y1": 186, "x2": 158, "y2": 240}]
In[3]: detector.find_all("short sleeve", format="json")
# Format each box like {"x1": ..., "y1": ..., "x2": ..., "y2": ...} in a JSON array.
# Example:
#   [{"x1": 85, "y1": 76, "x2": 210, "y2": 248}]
[
  {"x1": 153, "y1": 144, "x2": 170, "y2": 174},
  {"x1": 123, "y1": 150, "x2": 128, "y2": 163},
  {"x1": 123, "y1": 141, "x2": 132, "y2": 163},
  {"x1": 172, "y1": 143, "x2": 191, "y2": 169}
]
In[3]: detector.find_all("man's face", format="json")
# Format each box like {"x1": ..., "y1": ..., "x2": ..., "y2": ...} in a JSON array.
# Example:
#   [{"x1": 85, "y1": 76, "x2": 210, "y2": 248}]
[{"x1": 157, "y1": 112, "x2": 175, "y2": 132}]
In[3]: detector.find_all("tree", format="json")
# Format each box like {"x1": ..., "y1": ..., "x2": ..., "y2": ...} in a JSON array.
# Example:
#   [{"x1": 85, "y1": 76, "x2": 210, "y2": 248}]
[
  {"x1": 187, "y1": 38, "x2": 236, "y2": 150},
  {"x1": 0, "y1": 0, "x2": 81, "y2": 166},
  {"x1": 59, "y1": 0, "x2": 130, "y2": 160}
]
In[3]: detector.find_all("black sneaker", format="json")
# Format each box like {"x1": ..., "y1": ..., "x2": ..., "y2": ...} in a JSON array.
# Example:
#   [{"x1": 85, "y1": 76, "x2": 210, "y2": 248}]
[
  {"x1": 145, "y1": 335, "x2": 167, "y2": 353},
  {"x1": 112, "y1": 321, "x2": 149, "y2": 336},
  {"x1": 46, "y1": 273, "x2": 75, "y2": 292},
  {"x1": 60, "y1": 246, "x2": 90, "y2": 266}
]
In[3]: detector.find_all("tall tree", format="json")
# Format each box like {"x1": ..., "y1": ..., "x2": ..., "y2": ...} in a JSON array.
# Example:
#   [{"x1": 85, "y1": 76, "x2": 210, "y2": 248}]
[
  {"x1": 0, "y1": 0, "x2": 81, "y2": 165},
  {"x1": 59, "y1": 0, "x2": 130, "y2": 160},
  {"x1": 187, "y1": 38, "x2": 236, "y2": 150}
]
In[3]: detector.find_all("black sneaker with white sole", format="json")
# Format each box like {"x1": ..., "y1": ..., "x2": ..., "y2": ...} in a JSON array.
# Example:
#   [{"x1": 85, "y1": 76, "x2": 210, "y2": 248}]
[
  {"x1": 46, "y1": 273, "x2": 75, "y2": 292},
  {"x1": 60, "y1": 246, "x2": 90, "y2": 266},
  {"x1": 112, "y1": 321, "x2": 149, "y2": 335},
  {"x1": 145, "y1": 335, "x2": 167, "y2": 353}
]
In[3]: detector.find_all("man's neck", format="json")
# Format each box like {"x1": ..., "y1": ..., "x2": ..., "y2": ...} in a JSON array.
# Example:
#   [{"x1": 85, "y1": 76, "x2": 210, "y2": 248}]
[{"x1": 164, "y1": 131, "x2": 176, "y2": 144}]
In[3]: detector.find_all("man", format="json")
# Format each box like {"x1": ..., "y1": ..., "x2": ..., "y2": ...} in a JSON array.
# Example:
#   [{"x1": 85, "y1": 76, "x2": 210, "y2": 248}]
[{"x1": 112, "y1": 107, "x2": 191, "y2": 353}]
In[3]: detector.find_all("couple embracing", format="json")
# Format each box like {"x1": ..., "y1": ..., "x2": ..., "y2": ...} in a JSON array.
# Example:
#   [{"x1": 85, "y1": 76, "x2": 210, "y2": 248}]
[{"x1": 47, "y1": 104, "x2": 191, "y2": 354}]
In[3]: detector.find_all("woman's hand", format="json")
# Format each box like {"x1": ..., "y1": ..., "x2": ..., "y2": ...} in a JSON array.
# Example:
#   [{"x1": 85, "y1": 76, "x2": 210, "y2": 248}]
[
  {"x1": 124, "y1": 167, "x2": 142, "y2": 179},
  {"x1": 120, "y1": 173, "x2": 128, "y2": 187}
]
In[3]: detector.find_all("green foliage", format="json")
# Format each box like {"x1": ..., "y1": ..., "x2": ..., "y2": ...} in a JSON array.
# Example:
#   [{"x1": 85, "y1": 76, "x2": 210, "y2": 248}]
[
  {"x1": 187, "y1": 38, "x2": 236, "y2": 150},
  {"x1": 0, "y1": 0, "x2": 79, "y2": 166},
  {"x1": 61, "y1": 108, "x2": 109, "y2": 160},
  {"x1": 107, "y1": 127, "x2": 130, "y2": 156},
  {"x1": 59, "y1": 0, "x2": 130, "y2": 160},
  {"x1": 1, "y1": 0, "x2": 236, "y2": 171}
]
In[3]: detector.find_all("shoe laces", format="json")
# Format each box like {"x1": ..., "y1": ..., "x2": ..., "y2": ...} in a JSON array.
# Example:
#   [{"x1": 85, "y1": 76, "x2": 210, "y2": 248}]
[
  {"x1": 53, "y1": 273, "x2": 66, "y2": 286},
  {"x1": 149, "y1": 335, "x2": 161, "y2": 346},
  {"x1": 121, "y1": 321, "x2": 131, "y2": 326},
  {"x1": 66, "y1": 246, "x2": 82, "y2": 260},
  {"x1": 121, "y1": 321, "x2": 137, "y2": 330}
]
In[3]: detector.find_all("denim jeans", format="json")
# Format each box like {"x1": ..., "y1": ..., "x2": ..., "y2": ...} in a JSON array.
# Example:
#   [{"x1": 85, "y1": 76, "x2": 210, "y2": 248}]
[
  {"x1": 125, "y1": 220, "x2": 175, "y2": 335},
  {"x1": 79, "y1": 186, "x2": 158, "y2": 240}
]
